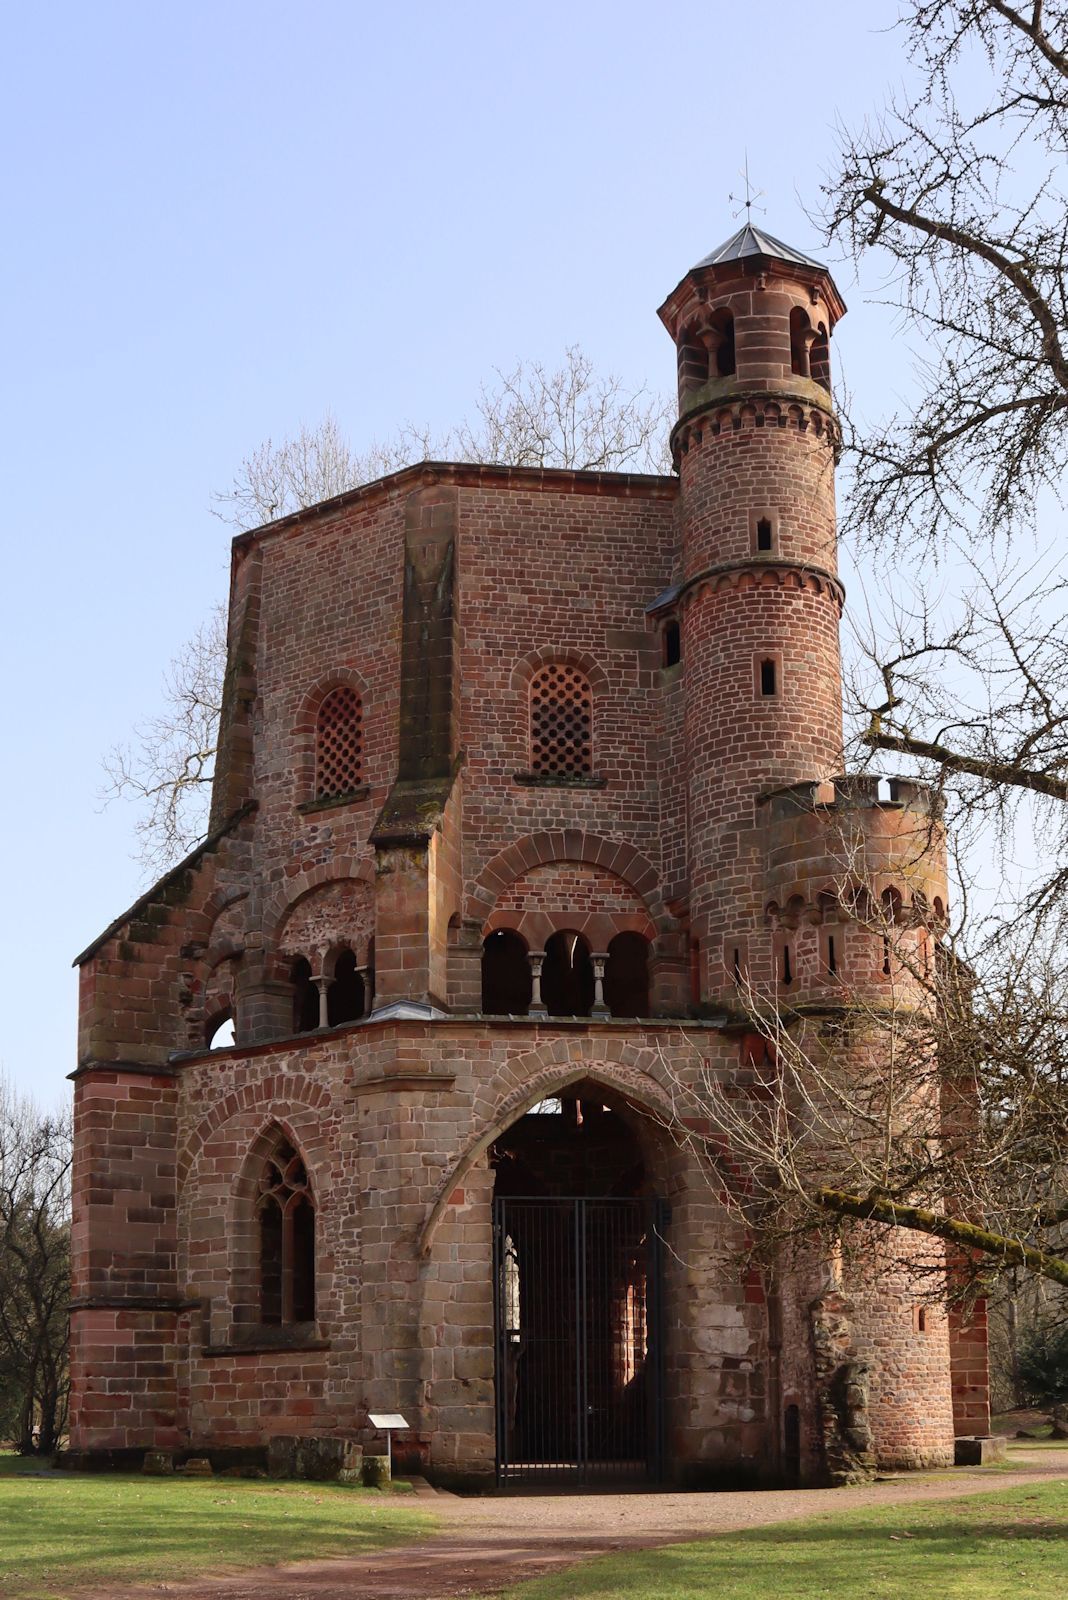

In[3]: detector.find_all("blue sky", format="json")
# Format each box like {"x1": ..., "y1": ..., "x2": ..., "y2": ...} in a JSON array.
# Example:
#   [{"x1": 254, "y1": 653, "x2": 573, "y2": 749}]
[{"x1": 1, "y1": 1, "x2": 926, "y2": 1102}]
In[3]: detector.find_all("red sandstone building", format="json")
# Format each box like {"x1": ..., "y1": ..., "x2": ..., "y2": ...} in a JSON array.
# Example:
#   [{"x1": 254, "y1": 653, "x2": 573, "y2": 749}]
[{"x1": 70, "y1": 225, "x2": 989, "y2": 1486}]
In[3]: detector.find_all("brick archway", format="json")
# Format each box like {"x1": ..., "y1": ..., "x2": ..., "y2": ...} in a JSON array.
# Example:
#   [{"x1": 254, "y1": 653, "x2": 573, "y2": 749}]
[
  {"x1": 467, "y1": 832, "x2": 667, "y2": 927},
  {"x1": 262, "y1": 862, "x2": 375, "y2": 981},
  {"x1": 177, "y1": 1073, "x2": 333, "y2": 1190},
  {"x1": 509, "y1": 645, "x2": 608, "y2": 696},
  {"x1": 417, "y1": 1040, "x2": 687, "y2": 1256}
]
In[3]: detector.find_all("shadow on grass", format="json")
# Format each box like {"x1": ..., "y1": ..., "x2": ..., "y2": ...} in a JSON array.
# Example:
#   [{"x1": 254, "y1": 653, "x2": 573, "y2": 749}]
[
  {"x1": 0, "y1": 1471, "x2": 434, "y2": 1596},
  {"x1": 495, "y1": 1483, "x2": 1068, "y2": 1600}
]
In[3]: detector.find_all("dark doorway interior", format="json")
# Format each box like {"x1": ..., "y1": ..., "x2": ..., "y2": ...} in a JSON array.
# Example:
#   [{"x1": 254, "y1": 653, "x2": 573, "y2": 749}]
[{"x1": 491, "y1": 1093, "x2": 666, "y2": 1485}]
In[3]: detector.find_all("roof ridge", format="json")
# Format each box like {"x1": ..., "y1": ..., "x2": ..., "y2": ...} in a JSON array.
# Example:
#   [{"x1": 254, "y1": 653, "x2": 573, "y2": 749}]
[{"x1": 692, "y1": 222, "x2": 827, "y2": 272}]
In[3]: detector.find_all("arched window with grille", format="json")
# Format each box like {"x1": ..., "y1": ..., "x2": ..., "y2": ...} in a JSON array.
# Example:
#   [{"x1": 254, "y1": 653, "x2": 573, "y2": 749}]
[
  {"x1": 315, "y1": 685, "x2": 363, "y2": 801},
  {"x1": 529, "y1": 664, "x2": 593, "y2": 778},
  {"x1": 257, "y1": 1139, "x2": 316, "y2": 1325}
]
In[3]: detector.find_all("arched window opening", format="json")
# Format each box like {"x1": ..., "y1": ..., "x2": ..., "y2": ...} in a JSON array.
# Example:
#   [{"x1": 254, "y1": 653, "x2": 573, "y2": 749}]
[
  {"x1": 604, "y1": 933, "x2": 650, "y2": 1019},
  {"x1": 881, "y1": 886, "x2": 903, "y2": 923},
  {"x1": 327, "y1": 949, "x2": 364, "y2": 1026},
  {"x1": 709, "y1": 309, "x2": 736, "y2": 377},
  {"x1": 541, "y1": 930, "x2": 595, "y2": 1017},
  {"x1": 315, "y1": 685, "x2": 363, "y2": 801},
  {"x1": 756, "y1": 517, "x2": 773, "y2": 552},
  {"x1": 291, "y1": 956, "x2": 319, "y2": 1034},
  {"x1": 530, "y1": 664, "x2": 593, "y2": 777},
  {"x1": 662, "y1": 619, "x2": 681, "y2": 668},
  {"x1": 257, "y1": 1141, "x2": 316, "y2": 1326},
  {"x1": 677, "y1": 328, "x2": 709, "y2": 395},
  {"x1": 760, "y1": 658, "x2": 777, "y2": 696},
  {"x1": 789, "y1": 306, "x2": 812, "y2": 377},
  {"x1": 481, "y1": 930, "x2": 532, "y2": 1015},
  {"x1": 810, "y1": 323, "x2": 831, "y2": 391},
  {"x1": 206, "y1": 1010, "x2": 235, "y2": 1050}
]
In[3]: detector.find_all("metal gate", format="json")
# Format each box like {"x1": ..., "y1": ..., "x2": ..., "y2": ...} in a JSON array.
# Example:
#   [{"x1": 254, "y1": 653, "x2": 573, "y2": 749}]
[{"x1": 492, "y1": 1196, "x2": 667, "y2": 1485}]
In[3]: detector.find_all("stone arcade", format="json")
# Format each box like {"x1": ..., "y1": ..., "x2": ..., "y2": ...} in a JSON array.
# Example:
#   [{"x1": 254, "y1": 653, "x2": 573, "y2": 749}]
[{"x1": 69, "y1": 224, "x2": 989, "y2": 1486}]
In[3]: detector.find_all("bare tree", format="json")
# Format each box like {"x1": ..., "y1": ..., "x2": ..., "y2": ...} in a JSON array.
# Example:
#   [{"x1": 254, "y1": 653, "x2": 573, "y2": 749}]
[
  {"x1": 685, "y1": 1, "x2": 1068, "y2": 1303},
  {"x1": 827, "y1": 0, "x2": 1068, "y2": 554},
  {"x1": 109, "y1": 348, "x2": 671, "y2": 869},
  {"x1": 660, "y1": 891, "x2": 1068, "y2": 1300},
  {"x1": 208, "y1": 412, "x2": 438, "y2": 533},
  {"x1": 0, "y1": 1077, "x2": 71, "y2": 1455},
  {"x1": 453, "y1": 346, "x2": 672, "y2": 477},
  {"x1": 823, "y1": 3, "x2": 1068, "y2": 906},
  {"x1": 102, "y1": 604, "x2": 226, "y2": 876},
  {"x1": 210, "y1": 349, "x2": 671, "y2": 534}
]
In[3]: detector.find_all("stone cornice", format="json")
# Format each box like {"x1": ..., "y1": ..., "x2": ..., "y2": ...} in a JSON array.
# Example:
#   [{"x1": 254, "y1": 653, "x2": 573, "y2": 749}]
[
  {"x1": 671, "y1": 392, "x2": 842, "y2": 466},
  {"x1": 69, "y1": 1059, "x2": 179, "y2": 1082},
  {"x1": 232, "y1": 460, "x2": 679, "y2": 551},
  {"x1": 169, "y1": 1013, "x2": 730, "y2": 1070}
]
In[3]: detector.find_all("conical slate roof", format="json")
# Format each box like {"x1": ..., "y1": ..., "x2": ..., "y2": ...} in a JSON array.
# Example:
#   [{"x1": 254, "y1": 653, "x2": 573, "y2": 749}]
[{"x1": 692, "y1": 222, "x2": 827, "y2": 272}]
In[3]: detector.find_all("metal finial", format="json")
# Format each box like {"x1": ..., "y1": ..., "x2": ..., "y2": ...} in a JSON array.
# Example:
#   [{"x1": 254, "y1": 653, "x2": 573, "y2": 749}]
[{"x1": 728, "y1": 152, "x2": 766, "y2": 221}]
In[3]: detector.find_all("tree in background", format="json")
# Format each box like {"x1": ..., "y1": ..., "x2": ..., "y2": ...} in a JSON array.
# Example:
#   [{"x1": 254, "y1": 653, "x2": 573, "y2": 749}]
[
  {"x1": 0, "y1": 1078, "x2": 71, "y2": 1455},
  {"x1": 106, "y1": 348, "x2": 671, "y2": 871},
  {"x1": 826, "y1": 0, "x2": 1068, "y2": 866},
  {"x1": 657, "y1": 0, "x2": 1068, "y2": 1306}
]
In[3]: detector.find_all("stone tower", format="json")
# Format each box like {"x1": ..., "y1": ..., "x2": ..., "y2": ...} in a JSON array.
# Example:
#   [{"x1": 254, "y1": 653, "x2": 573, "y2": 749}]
[
  {"x1": 660, "y1": 225, "x2": 982, "y2": 1465},
  {"x1": 67, "y1": 222, "x2": 985, "y2": 1488},
  {"x1": 657, "y1": 223, "x2": 846, "y2": 1003}
]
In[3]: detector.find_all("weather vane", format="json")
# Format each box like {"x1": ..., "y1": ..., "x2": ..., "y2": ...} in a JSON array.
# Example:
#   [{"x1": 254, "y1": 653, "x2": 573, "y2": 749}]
[{"x1": 729, "y1": 152, "x2": 766, "y2": 221}]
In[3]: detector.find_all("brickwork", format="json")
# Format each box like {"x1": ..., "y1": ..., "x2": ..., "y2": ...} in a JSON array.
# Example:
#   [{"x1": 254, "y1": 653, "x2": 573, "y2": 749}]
[{"x1": 69, "y1": 226, "x2": 982, "y2": 1487}]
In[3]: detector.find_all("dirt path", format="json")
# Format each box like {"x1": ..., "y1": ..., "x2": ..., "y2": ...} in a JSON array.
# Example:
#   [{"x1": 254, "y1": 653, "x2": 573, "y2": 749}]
[{"x1": 87, "y1": 1450, "x2": 1068, "y2": 1600}]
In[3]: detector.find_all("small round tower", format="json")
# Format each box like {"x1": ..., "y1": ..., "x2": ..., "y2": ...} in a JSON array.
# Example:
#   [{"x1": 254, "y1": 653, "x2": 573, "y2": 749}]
[
  {"x1": 658, "y1": 223, "x2": 847, "y2": 1002},
  {"x1": 660, "y1": 228, "x2": 960, "y2": 1472}
]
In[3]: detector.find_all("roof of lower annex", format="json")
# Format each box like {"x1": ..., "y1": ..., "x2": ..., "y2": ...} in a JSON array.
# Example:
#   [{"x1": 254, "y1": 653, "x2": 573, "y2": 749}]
[{"x1": 230, "y1": 459, "x2": 679, "y2": 552}]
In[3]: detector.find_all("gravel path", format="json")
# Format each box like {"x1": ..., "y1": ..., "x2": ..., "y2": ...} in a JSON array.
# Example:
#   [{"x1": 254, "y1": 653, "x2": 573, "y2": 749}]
[{"x1": 85, "y1": 1448, "x2": 1068, "y2": 1600}]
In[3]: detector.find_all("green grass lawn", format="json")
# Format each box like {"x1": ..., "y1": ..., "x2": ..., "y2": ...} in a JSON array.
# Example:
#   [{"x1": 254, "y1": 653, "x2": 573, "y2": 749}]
[
  {"x1": 496, "y1": 1480, "x2": 1068, "y2": 1600},
  {"x1": 0, "y1": 1455, "x2": 436, "y2": 1599}
]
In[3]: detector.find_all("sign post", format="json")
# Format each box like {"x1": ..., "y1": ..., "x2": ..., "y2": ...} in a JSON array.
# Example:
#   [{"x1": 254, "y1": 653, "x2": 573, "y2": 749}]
[{"x1": 367, "y1": 1412, "x2": 408, "y2": 1482}]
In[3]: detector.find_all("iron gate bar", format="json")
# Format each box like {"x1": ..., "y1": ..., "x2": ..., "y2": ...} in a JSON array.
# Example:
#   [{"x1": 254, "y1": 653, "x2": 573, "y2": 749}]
[{"x1": 492, "y1": 1195, "x2": 667, "y2": 1487}]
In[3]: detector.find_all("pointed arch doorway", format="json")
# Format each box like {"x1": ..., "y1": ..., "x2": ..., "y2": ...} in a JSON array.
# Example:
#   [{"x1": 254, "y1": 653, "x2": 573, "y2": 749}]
[{"x1": 490, "y1": 1086, "x2": 668, "y2": 1485}]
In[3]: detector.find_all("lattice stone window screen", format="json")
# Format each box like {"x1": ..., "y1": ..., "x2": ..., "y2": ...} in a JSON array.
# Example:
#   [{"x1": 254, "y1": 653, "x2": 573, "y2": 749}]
[
  {"x1": 316, "y1": 686, "x2": 363, "y2": 799},
  {"x1": 529, "y1": 664, "x2": 593, "y2": 776}
]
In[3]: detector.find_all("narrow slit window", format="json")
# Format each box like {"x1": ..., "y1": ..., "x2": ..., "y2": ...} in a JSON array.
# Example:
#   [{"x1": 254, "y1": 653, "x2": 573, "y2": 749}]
[
  {"x1": 827, "y1": 935, "x2": 837, "y2": 975},
  {"x1": 756, "y1": 518, "x2": 773, "y2": 551},
  {"x1": 732, "y1": 947, "x2": 742, "y2": 984},
  {"x1": 760, "y1": 659, "x2": 777, "y2": 696},
  {"x1": 882, "y1": 935, "x2": 891, "y2": 976},
  {"x1": 662, "y1": 619, "x2": 681, "y2": 667},
  {"x1": 781, "y1": 944, "x2": 792, "y2": 986},
  {"x1": 711, "y1": 310, "x2": 736, "y2": 377}
]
